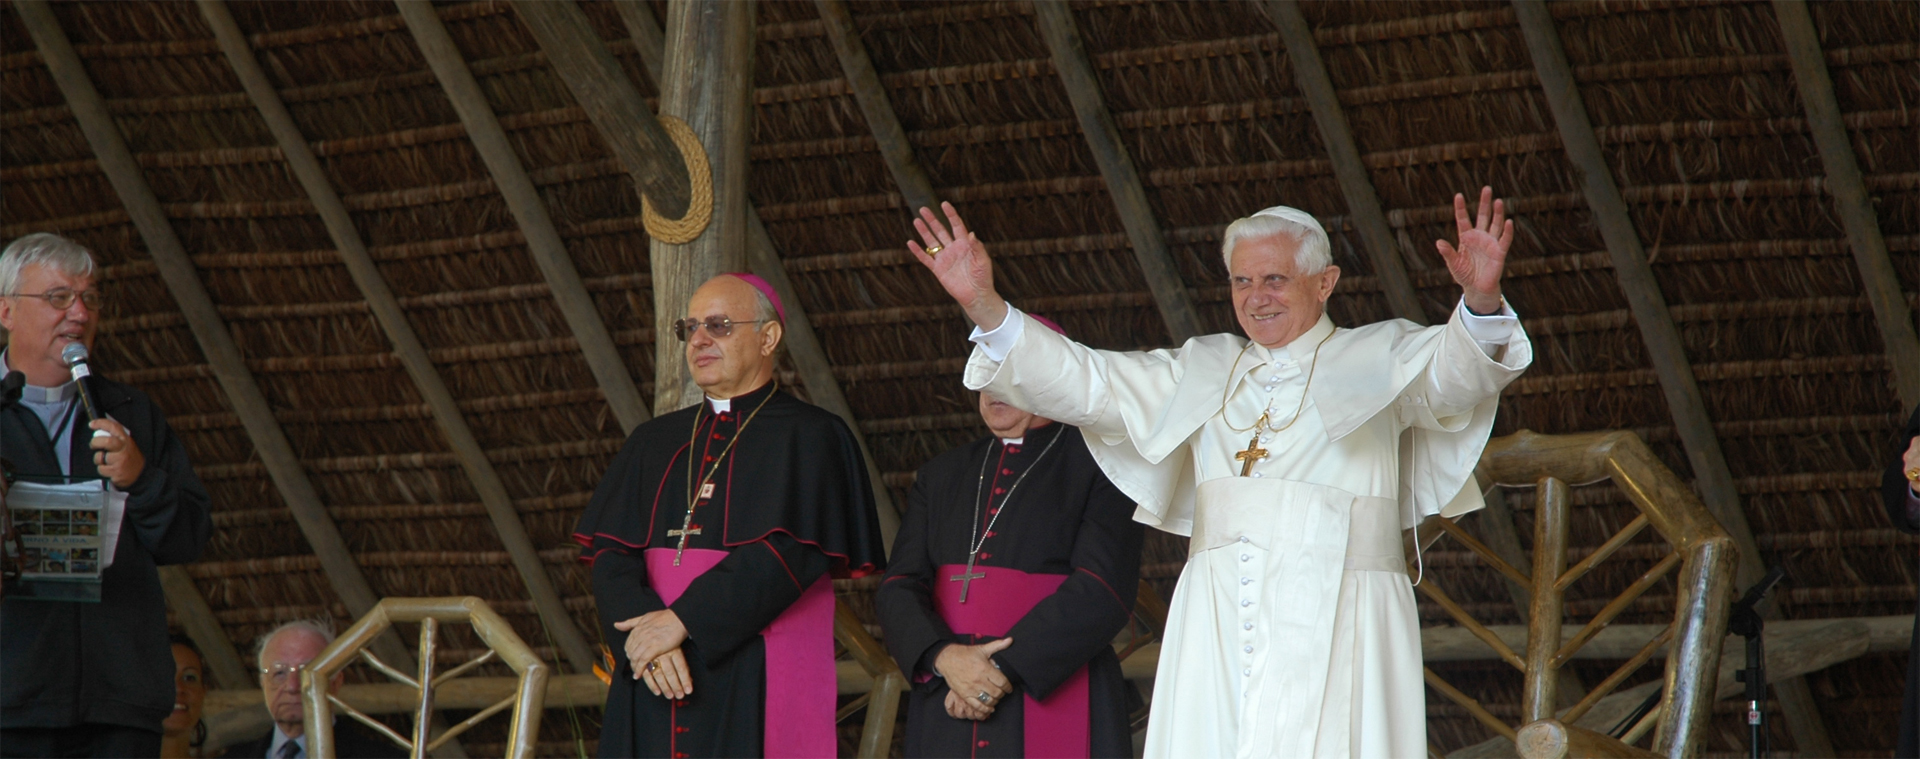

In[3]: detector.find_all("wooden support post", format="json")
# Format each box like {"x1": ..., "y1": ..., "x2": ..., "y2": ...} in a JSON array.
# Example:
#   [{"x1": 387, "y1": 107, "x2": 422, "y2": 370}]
[
  {"x1": 14, "y1": 0, "x2": 420, "y2": 675},
  {"x1": 158, "y1": 566, "x2": 251, "y2": 690},
  {"x1": 582, "y1": 0, "x2": 900, "y2": 546},
  {"x1": 398, "y1": 0, "x2": 652, "y2": 433},
  {"x1": 648, "y1": 0, "x2": 757, "y2": 413},
  {"x1": 1031, "y1": 0, "x2": 1203, "y2": 343},
  {"x1": 202, "y1": 0, "x2": 598, "y2": 675},
  {"x1": 1522, "y1": 478, "x2": 1569, "y2": 724},
  {"x1": 814, "y1": 0, "x2": 940, "y2": 214},
  {"x1": 1260, "y1": 0, "x2": 1427, "y2": 324},
  {"x1": 1510, "y1": 3, "x2": 1831, "y2": 753},
  {"x1": 1772, "y1": 0, "x2": 1920, "y2": 411}
]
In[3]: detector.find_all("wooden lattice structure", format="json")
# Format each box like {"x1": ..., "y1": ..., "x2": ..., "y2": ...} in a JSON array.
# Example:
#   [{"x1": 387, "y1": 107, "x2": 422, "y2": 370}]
[
  {"x1": 833, "y1": 597, "x2": 906, "y2": 759},
  {"x1": 1418, "y1": 431, "x2": 1739, "y2": 758},
  {"x1": 301, "y1": 597, "x2": 550, "y2": 759}
]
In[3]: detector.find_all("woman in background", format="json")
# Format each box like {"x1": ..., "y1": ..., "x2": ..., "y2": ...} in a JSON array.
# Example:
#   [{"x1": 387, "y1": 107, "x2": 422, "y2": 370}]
[{"x1": 160, "y1": 636, "x2": 209, "y2": 759}]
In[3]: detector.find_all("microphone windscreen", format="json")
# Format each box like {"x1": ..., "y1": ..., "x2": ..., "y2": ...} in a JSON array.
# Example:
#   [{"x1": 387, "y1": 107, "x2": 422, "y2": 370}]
[{"x1": 60, "y1": 342, "x2": 89, "y2": 367}]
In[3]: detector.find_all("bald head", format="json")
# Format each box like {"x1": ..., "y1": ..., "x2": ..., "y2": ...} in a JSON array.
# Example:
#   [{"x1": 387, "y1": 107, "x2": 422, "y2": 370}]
[{"x1": 681, "y1": 275, "x2": 784, "y2": 399}]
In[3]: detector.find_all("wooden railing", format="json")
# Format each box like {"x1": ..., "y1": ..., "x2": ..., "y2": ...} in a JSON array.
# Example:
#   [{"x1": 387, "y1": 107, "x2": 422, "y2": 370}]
[
  {"x1": 1419, "y1": 430, "x2": 1738, "y2": 758},
  {"x1": 300, "y1": 597, "x2": 549, "y2": 759}
]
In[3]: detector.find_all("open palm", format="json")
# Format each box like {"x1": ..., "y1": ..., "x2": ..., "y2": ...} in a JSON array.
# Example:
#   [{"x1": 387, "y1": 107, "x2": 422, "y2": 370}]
[
  {"x1": 1434, "y1": 186, "x2": 1512, "y2": 312},
  {"x1": 908, "y1": 202, "x2": 1002, "y2": 326}
]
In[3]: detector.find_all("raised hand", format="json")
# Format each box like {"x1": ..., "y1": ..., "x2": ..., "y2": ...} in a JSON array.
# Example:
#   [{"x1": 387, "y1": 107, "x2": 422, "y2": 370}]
[
  {"x1": 1434, "y1": 186, "x2": 1513, "y2": 314},
  {"x1": 909, "y1": 202, "x2": 1009, "y2": 330}
]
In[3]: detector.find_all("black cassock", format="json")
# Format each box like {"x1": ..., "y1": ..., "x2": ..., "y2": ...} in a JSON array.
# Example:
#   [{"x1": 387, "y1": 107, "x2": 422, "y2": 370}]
[
  {"x1": 877, "y1": 423, "x2": 1143, "y2": 758},
  {"x1": 574, "y1": 380, "x2": 886, "y2": 758}
]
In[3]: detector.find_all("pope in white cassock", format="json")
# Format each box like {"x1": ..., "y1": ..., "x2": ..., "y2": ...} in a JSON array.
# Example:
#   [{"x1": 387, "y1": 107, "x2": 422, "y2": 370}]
[{"x1": 906, "y1": 188, "x2": 1534, "y2": 758}]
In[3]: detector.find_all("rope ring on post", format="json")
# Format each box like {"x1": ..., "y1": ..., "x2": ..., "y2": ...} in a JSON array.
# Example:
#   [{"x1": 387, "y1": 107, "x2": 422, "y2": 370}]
[{"x1": 642, "y1": 115, "x2": 713, "y2": 244}]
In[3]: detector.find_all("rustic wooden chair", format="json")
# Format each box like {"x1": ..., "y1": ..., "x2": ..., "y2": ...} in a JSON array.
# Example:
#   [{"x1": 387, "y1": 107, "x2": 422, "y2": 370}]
[
  {"x1": 1415, "y1": 431, "x2": 1738, "y2": 758},
  {"x1": 834, "y1": 597, "x2": 908, "y2": 758},
  {"x1": 300, "y1": 596, "x2": 550, "y2": 759}
]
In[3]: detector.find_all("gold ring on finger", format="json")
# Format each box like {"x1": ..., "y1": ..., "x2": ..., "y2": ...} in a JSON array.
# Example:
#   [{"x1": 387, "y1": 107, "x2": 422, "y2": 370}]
[
  {"x1": 926, "y1": 244, "x2": 944, "y2": 256},
  {"x1": 1907, "y1": 467, "x2": 1920, "y2": 483}
]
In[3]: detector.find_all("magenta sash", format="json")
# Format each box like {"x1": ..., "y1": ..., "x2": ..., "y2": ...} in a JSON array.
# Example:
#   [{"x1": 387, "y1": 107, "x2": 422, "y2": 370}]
[
  {"x1": 934, "y1": 565, "x2": 1091, "y2": 759},
  {"x1": 646, "y1": 548, "x2": 836, "y2": 759}
]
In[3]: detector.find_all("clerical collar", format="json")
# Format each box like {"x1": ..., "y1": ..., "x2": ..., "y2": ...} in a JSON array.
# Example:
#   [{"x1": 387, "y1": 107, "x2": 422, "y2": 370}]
[
  {"x1": 0, "y1": 350, "x2": 76, "y2": 404},
  {"x1": 705, "y1": 379, "x2": 777, "y2": 414},
  {"x1": 1261, "y1": 313, "x2": 1337, "y2": 363},
  {"x1": 999, "y1": 436, "x2": 1024, "y2": 446},
  {"x1": 707, "y1": 396, "x2": 731, "y2": 413}
]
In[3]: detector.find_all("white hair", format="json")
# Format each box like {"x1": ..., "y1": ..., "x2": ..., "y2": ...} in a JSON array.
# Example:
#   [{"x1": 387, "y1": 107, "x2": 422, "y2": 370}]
[
  {"x1": 254, "y1": 618, "x2": 337, "y2": 670},
  {"x1": 1220, "y1": 205, "x2": 1331, "y2": 275},
  {"x1": 1, "y1": 233, "x2": 97, "y2": 296}
]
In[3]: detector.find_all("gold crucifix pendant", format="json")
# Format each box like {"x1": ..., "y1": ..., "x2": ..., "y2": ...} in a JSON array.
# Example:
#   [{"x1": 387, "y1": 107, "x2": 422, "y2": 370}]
[{"x1": 1235, "y1": 433, "x2": 1269, "y2": 477}]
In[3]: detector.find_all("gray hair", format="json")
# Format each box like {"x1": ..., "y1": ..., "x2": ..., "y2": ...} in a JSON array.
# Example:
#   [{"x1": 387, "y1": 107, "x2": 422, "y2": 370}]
[
  {"x1": 1, "y1": 233, "x2": 97, "y2": 296},
  {"x1": 1220, "y1": 206, "x2": 1331, "y2": 275},
  {"x1": 254, "y1": 618, "x2": 337, "y2": 670},
  {"x1": 748, "y1": 286, "x2": 779, "y2": 325}
]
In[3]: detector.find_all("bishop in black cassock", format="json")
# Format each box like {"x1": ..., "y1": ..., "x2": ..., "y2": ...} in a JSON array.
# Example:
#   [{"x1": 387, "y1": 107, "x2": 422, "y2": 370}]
[
  {"x1": 574, "y1": 274, "x2": 885, "y2": 758},
  {"x1": 878, "y1": 330, "x2": 1144, "y2": 758}
]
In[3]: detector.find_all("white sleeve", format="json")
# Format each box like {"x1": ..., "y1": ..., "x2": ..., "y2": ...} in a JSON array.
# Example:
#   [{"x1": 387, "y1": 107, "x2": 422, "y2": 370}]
[
  {"x1": 967, "y1": 305, "x2": 1027, "y2": 363},
  {"x1": 1457, "y1": 297, "x2": 1518, "y2": 358}
]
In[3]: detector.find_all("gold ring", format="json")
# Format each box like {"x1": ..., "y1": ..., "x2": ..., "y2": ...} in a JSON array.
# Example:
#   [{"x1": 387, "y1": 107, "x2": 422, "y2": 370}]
[
  {"x1": 926, "y1": 244, "x2": 944, "y2": 256},
  {"x1": 1907, "y1": 467, "x2": 1920, "y2": 483},
  {"x1": 646, "y1": 662, "x2": 658, "y2": 672}
]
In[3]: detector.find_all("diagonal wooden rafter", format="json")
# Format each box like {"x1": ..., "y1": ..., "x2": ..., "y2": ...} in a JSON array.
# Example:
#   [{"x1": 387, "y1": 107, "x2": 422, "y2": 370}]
[
  {"x1": 12, "y1": 7, "x2": 456, "y2": 737},
  {"x1": 158, "y1": 565, "x2": 252, "y2": 689},
  {"x1": 1510, "y1": 2, "x2": 1834, "y2": 755},
  {"x1": 397, "y1": 0, "x2": 652, "y2": 434},
  {"x1": 1030, "y1": 0, "x2": 1204, "y2": 343},
  {"x1": 518, "y1": 0, "x2": 900, "y2": 546},
  {"x1": 1260, "y1": 0, "x2": 1428, "y2": 325},
  {"x1": 813, "y1": 0, "x2": 940, "y2": 215},
  {"x1": 197, "y1": 0, "x2": 597, "y2": 676},
  {"x1": 1771, "y1": 0, "x2": 1920, "y2": 412}
]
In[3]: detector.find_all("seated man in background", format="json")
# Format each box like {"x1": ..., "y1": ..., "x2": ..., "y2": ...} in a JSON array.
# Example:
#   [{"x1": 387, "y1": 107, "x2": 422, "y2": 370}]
[
  {"x1": 574, "y1": 273, "x2": 887, "y2": 758},
  {"x1": 0, "y1": 232, "x2": 212, "y2": 758},
  {"x1": 222, "y1": 620, "x2": 404, "y2": 759},
  {"x1": 877, "y1": 316, "x2": 1144, "y2": 759}
]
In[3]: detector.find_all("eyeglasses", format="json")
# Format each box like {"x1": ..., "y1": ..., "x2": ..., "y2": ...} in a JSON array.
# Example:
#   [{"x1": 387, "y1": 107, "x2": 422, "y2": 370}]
[
  {"x1": 260, "y1": 663, "x2": 307, "y2": 686},
  {"x1": 6, "y1": 288, "x2": 103, "y2": 311},
  {"x1": 672, "y1": 316, "x2": 769, "y2": 341}
]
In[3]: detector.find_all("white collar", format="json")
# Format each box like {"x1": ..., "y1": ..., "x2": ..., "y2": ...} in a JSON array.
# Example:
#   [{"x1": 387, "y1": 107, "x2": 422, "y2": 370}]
[
  {"x1": 999, "y1": 436, "x2": 1024, "y2": 446},
  {"x1": 707, "y1": 396, "x2": 731, "y2": 413},
  {"x1": 0, "y1": 349, "x2": 76, "y2": 403},
  {"x1": 267, "y1": 726, "x2": 307, "y2": 758}
]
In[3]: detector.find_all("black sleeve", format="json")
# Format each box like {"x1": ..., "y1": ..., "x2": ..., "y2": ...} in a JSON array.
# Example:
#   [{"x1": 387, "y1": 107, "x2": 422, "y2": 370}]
[
  {"x1": 670, "y1": 532, "x2": 831, "y2": 659},
  {"x1": 994, "y1": 467, "x2": 1143, "y2": 699},
  {"x1": 125, "y1": 400, "x2": 211, "y2": 566},
  {"x1": 590, "y1": 549, "x2": 669, "y2": 648},
  {"x1": 1884, "y1": 405, "x2": 1920, "y2": 533},
  {"x1": 875, "y1": 473, "x2": 956, "y2": 678}
]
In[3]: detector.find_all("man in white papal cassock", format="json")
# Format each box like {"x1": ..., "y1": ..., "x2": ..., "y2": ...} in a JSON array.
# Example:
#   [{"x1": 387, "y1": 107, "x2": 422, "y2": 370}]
[{"x1": 905, "y1": 188, "x2": 1534, "y2": 758}]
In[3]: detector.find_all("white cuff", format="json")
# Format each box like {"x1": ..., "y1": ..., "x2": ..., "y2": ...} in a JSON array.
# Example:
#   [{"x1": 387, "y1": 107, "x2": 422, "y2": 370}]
[
  {"x1": 1458, "y1": 297, "x2": 1518, "y2": 357},
  {"x1": 967, "y1": 305, "x2": 1026, "y2": 363}
]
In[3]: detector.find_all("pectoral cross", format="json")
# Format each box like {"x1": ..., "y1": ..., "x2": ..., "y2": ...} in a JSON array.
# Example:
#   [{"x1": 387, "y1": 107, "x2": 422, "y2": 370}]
[
  {"x1": 669, "y1": 513, "x2": 702, "y2": 566},
  {"x1": 1235, "y1": 433, "x2": 1269, "y2": 477},
  {"x1": 948, "y1": 556, "x2": 987, "y2": 604}
]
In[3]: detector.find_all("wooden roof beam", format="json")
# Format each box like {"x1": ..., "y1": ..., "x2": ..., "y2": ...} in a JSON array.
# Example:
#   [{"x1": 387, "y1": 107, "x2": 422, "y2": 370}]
[
  {"x1": 1031, "y1": 0, "x2": 1204, "y2": 343},
  {"x1": 1510, "y1": 2, "x2": 1833, "y2": 755},
  {"x1": 13, "y1": 0, "x2": 416, "y2": 670},
  {"x1": 159, "y1": 566, "x2": 252, "y2": 690},
  {"x1": 1771, "y1": 0, "x2": 1920, "y2": 411},
  {"x1": 814, "y1": 0, "x2": 940, "y2": 214},
  {"x1": 531, "y1": 0, "x2": 900, "y2": 547},
  {"x1": 1260, "y1": 0, "x2": 1428, "y2": 325},
  {"x1": 199, "y1": 0, "x2": 597, "y2": 676},
  {"x1": 397, "y1": 0, "x2": 652, "y2": 434}
]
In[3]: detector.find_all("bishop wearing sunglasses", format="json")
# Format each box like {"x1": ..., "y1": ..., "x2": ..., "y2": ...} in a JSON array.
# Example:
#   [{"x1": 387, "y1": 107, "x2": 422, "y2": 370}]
[{"x1": 573, "y1": 273, "x2": 887, "y2": 758}]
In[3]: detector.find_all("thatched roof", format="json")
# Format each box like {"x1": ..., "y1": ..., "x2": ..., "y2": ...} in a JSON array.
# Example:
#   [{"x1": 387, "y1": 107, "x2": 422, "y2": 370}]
[{"x1": 3, "y1": 0, "x2": 1916, "y2": 755}]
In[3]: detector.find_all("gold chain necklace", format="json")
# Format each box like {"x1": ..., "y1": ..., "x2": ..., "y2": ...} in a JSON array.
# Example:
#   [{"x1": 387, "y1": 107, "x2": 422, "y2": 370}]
[
  {"x1": 670, "y1": 380, "x2": 778, "y2": 565},
  {"x1": 1220, "y1": 327, "x2": 1335, "y2": 435}
]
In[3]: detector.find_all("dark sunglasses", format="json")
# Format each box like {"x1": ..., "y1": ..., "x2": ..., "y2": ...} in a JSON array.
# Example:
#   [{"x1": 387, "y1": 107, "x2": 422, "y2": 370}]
[{"x1": 673, "y1": 316, "x2": 770, "y2": 341}]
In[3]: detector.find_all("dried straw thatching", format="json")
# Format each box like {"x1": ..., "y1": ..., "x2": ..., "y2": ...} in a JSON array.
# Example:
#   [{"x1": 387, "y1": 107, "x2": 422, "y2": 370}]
[{"x1": 2, "y1": 0, "x2": 1916, "y2": 755}]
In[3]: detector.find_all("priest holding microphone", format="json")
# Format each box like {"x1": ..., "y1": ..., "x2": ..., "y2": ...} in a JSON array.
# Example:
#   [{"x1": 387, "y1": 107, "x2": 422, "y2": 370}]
[{"x1": 906, "y1": 189, "x2": 1533, "y2": 758}]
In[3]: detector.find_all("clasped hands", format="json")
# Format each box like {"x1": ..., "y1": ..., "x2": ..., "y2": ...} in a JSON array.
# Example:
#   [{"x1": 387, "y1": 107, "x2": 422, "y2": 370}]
[
  {"x1": 615, "y1": 609, "x2": 693, "y2": 700},
  {"x1": 936, "y1": 637, "x2": 1014, "y2": 721}
]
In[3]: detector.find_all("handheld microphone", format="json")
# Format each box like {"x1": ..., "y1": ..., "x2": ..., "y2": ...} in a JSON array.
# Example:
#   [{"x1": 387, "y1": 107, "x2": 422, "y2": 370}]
[{"x1": 59, "y1": 343, "x2": 105, "y2": 429}]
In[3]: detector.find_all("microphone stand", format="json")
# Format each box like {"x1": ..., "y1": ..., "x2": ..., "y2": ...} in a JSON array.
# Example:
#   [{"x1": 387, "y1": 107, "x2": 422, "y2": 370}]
[{"x1": 1729, "y1": 565, "x2": 1787, "y2": 759}]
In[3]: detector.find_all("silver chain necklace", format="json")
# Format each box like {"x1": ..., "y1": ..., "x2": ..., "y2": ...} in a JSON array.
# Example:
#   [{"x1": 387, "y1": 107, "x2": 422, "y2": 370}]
[{"x1": 949, "y1": 424, "x2": 1065, "y2": 603}]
